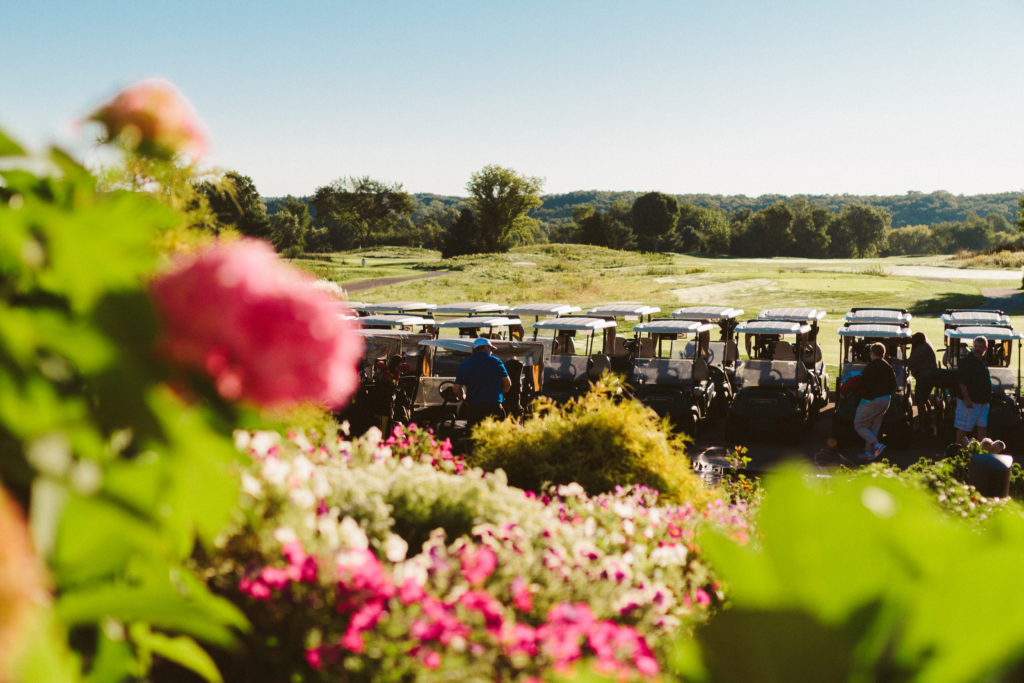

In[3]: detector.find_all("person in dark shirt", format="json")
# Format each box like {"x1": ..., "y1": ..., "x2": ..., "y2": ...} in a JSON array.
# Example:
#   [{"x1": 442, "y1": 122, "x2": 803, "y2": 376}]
[
  {"x1": 454, "y1": 338, "x2": 511, "y2": 425},
  {"x1": 855, "y1": 342, "x2": 897, "y2": 461},
  {"x1": 955, "y1": 336, "x2": 992, "y2": 443},
  {"x1": 908, "y1": 332, "x2": 938, "y2": 433}
]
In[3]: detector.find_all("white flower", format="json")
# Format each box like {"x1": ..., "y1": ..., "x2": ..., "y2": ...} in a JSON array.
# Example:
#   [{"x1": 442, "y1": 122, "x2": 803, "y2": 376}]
[
  {"x1": 233, "y1": 430, "x2": 251, "y2": 451},
  {"x1": 241, "y1": 473, "x2": 263, "y2": 498},
  {"x1": 557, "y1": 482, "x2": 585, "y2": 498},
  {"x1": 339, "y1": 516, "x2": 369, "y2": 550},
  {"x1": 250, "y1": 431, "x2": 280, "y2": 457},
  {"x1": 583, "y1": 516, "x2": 597, "y2": 538},
  {"x1": 364, "y1": 426, "x2": 383, "y2": 448},
  {"x1": 613, "y1": 500, "x2": 636, "y2": 519},
  {"x1": 317, "y1": 515, "x2": 339, "y2": 550},
  {"x1": 622, "y1": 519, "x2": 636, "y2": 536},
  {"x1": 291, "y1": 431, "x2": 313, "y2": 454},
  {"x1": 650, "y1": 544, "x2": 688, "y2": 567},
  {"x1": 273, "y1": 526, "x2": 298, "y2": 544},
  {"x1": 261, "y1": 458, "x2": 290, "y2": 487},
  {"x1": 393, "y1": 557, "x2": 429, "y2": 586},
  {"x1": 384, "y1": 534, "x2": 409, "y2": 562},
  {"x1": 291, "y1": 455, "x2": 314, "y2": 485},
  {"x1": 290, "y1": 487, "x2": 316, "y2": 509},
  {"x1": 311, "y1": 472, "x2": 331, "y2": 499}
]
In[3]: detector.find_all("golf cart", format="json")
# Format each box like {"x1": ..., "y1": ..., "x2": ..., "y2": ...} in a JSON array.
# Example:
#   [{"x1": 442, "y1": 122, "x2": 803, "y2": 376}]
[
  {"x1": 337, "y1": 334, "x2": 413, "y2": 436},
  {"x1": 432, "y1": 316, "x2": 526, "y2": 341},
  {"x1": 586, "y1": 303, "x2": 662, "y2": 372},
  {"x1": 832, "y1": 320, "x2": 915, "y2": 447},
  {"x1": 532, "y1": 316, "x2": 619, "y2": 403},
  {"x1": 756, "y1": 308, "x2": 830, "y2": 409},
  {"x1": 726, "y1": 319, "x2": 820, "y2": 440},
  {"x1": 409, "y1": 338, "x2": 546, "y2": 440},
  {"x1": 507, "y1": 303, "x2": 582, "y2": 324},
  {"x1": 629, "y1": 319, "x2": 716, "y2": 434},
  {"x1": 354, "y1": 301, "x2": 437, "y2": 316},
  {"x1": 671, "y1": 305, "x2": 745, "y2": 398},
  {"x1": 939, "y1": 324, "x2": 1024, "y2": 447},
  {"x1": 359, "y1": 314, "x2": 436, "y2": 334}
]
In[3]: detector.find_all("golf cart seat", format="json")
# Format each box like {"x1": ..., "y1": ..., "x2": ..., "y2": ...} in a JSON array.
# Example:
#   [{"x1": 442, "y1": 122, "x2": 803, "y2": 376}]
[
  {"x1": 740, "y1": 359, "x2": 809, "y2": 388},
  {"x1": 588, "y1": 354, "x2": 612, "y2": 379},
  {"x1": 612, "y1": 336, "x2": 628, "y2": 358},
  {"x1": 637, "y1": 337, "x2": 656, "y2": 358},
  {"x1": 773, "y1": 341, "x2": 797, "y2": 361},
  {"x1": 544, "y1": 355, "x2": 588, "y2": 382},
  {"x1": 632, "y1": 358, "x2": 707, "y2": 385},
  {"x1": 801, "y1": 343, "x2": 823, "y2": 366},
  {"x1": 991, "y1": 367, "x2": 1017, "y2": 394}
]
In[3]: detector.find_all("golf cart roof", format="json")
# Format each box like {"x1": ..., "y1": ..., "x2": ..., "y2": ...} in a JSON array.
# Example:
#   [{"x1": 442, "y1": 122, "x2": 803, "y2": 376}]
[
  {"x1": 507, "y1": 303, "x2": 582, "y2": 316},
  {"x1": 946, "y1": 325, "x2": 1024, "y2": 341},
  {"x1": 534, "y1": 317, "x2": 618, "y2": 332},
  {"x1": 357, "y1": 329, "x2": 429, "y2": 340},
  {"x1": 671, "y1": 306, "x2": 744, "y2": 321},
  {"x1": 843, "y1": 308, "x2": 913, "y2": 325},
  {"x1": 838, "y1": 323, "x2": 913, "y2": 339},
  {"x1": 736, "y1": 320, "x2": 812, "y2": 336},
  {"x1": 586, "y1": 303, "x2": 662, "y2": 317},
  {"x1": 355, "y1": 301, "x2": 436, "y2": 314},
  {"x1": 433, "y1": 316, "x2": 521, "y2": 329},
  {"x1": 634, "y1": 319, "x2": 714, "y2": 335},
  {"x1": 941, "y1": 310, "x2": 1011, "y2": 327},
  {"x1": 419, "y1": 337, "x2": 546, "y2": 360},
  {"x1": 358, "y1": 314, "x2": 434, "y2": 328},
  {"x1": 757, "y1": 308, "x2": 827, "y2": 323},
  {"x1": 433, "y1": 302, "x2": 508, "y2": 315}
]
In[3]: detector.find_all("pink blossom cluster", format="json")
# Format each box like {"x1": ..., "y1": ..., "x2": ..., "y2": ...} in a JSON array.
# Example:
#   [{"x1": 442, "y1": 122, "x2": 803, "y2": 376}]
[
  {"x1": 384, "y1": 423, "x2": 464, "y2": 474},
  {"x1": 150, "y1": 239, "x2": 363, "y2": 409},
  {"x1": 223, "y1": 425, "x2": 755, "y2": 680},
  {"x1": 88, "y1": 78, "x2": 209, "y2": 161}
]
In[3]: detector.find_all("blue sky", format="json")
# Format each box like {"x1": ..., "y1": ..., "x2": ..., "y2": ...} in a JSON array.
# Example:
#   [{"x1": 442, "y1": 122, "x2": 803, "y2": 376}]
[{"x1": 4, "y1": 1, "x2": 1023, "y2": 198}]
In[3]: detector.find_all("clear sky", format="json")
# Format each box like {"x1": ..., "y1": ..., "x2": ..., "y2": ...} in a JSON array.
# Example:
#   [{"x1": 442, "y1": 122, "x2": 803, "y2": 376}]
[{"x1": 4, "y1": 1, "x2": 1023, "y2": 198}]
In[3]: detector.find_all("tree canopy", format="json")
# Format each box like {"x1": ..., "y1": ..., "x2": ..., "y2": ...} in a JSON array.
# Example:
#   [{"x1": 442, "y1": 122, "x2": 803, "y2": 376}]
[{"x1": 466, "y1": 165, "x2": 544, "y2": 252}]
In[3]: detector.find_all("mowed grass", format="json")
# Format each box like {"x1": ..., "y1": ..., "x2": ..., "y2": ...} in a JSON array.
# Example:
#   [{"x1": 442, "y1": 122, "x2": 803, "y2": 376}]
[{"x1": 305, "y1": 244, "x2": 1024, "y2": 380}]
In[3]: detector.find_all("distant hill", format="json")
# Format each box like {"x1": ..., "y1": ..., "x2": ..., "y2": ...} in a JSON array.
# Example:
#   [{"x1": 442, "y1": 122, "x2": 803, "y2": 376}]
[{"x1": 267, "y1": 190, "x2": 1021, "y2": 229}]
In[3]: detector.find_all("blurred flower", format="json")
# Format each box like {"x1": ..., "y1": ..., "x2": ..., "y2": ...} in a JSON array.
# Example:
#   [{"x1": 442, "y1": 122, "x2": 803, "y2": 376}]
[
  {"x1": 0, "y1": 488, "x2": 47, "y2": 678},
  {"x1": 150, "y1": 239, "x2": 363, "y2": 409},
  {"x1": 89, "y1": 78, "x2": 209, "y2": 161}
]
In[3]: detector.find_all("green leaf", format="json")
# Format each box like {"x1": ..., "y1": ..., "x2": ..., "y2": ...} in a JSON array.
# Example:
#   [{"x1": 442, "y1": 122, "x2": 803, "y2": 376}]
[
  {"x1": 0, "y1": 129, "x2": 25, "y2": 156},
  {"x1": 129, "y1": 623, "x2": 224, "y2": 683}
]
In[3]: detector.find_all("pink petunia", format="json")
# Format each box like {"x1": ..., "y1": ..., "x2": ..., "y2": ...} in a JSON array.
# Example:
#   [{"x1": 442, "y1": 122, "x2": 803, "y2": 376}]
[
  {"x1": 150, "y1": 239, "x2": 363, "y2": 409},
  {"x1": 459, "y1": 545, "x2": 498, "y2": 586},
  {"x1": 88, "y1": 78, "x2": 209, "y2": 161},
  {"x1": 510, "y1": 577, "x2": 533, "y2": 613}
]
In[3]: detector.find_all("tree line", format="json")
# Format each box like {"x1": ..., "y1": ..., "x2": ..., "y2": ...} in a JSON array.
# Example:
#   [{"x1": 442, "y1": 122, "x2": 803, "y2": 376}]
[{"x1": 193, "y1": 168, "x2": 1024, "y2": 258}]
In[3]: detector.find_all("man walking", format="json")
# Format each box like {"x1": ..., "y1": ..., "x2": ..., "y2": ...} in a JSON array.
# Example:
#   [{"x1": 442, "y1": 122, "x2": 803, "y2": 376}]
[
  {"x1": 856, "y1": 342, "x2": 897, "y2": 461},
  {"x1": 454, "y1": 338, "x2": 512, "y2": 425},
  {"x1": 955, "y1": 336, "x2": 992, "y2": 443}
]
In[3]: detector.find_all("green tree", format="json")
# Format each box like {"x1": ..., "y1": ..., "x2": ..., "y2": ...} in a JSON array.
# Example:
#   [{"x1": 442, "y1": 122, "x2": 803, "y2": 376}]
[
  {"x1": 196, "y1": 171, "x2": 271, "y2": 239},
  {"x1": 573, "y1": 202, "x2": 636, "y2": 250},
  {"x1": 269, "y1": 197, "x2": 311, "y2": 255},
  {"x1": 441, "y1": 208, "x2": 488, "y2": 257},
  {"x1": 789, "y1": 199, "x2": 832, "y2": 258},
  {"x1": 466, "y1": 165, "x2": 544, "y2": 252},
  {"x1": 631, "y1": 192, "x2": 680, "y2": 251},
  {"x1": 310, "y1": 176, "x2": 416, "y2": 250},
  {"x1": 834, "y1": 204, "x2": 890, "y2": 257}
]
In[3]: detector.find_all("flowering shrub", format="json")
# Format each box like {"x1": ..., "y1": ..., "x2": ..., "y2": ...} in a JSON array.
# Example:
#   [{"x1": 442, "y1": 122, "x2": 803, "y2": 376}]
[
  {"x1": 471, "y1": 375, "x2": 714, "y2": 505},
  {"x1": 89, "y1": 77, "x2": 209, "y2": 161},
  {"x1": 203, "y1": 425, "x2": 753, "y2": 680},
  {"x1": 151, "y1": 239, "x2": 363, "y2": 408}
]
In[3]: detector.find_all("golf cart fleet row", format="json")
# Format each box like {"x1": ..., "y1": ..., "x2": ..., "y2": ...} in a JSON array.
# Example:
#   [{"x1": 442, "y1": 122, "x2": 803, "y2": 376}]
[{"x1": 340, "y1": 299, "x2": 1024, "y2": 451}]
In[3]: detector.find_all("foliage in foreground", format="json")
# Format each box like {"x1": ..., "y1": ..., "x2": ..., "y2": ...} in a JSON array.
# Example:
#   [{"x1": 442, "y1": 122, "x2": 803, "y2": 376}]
[
  {"x1": 201, "y1": 425, "x2": 752, "y2": 681},
  {"x1": 470, "y1": 375, "x2": 712, "y2": 506},
  {"x1": 674, "y1": 466, "x2": 1024, "y2": 682}
]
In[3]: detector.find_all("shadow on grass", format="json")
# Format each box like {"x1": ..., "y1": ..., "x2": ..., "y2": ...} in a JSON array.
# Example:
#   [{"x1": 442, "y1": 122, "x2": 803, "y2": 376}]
[{"x1": 909, "y1": 293, "x2": 986, "y2": 314}]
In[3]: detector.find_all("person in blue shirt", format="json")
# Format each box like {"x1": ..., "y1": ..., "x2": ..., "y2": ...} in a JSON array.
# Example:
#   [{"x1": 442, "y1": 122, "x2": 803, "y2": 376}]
[{"x1": 454, "y1": 338, "x2": 511, "y2": 424}]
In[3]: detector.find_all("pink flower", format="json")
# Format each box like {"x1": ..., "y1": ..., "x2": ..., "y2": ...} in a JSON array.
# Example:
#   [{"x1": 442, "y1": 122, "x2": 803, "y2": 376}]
[
  {"x1": 510, "y1": 577, "x2": 533, "y2": 613},
  {"x1": 305, "y1": 647, "x2": 323, "y2": 671},
  {"x1": 150, "y1": 240, "x2": 363, "y2": 409},
  {"x1": 457, "y1": 590, "x2": 505, "y2": 632},
  {"x1": 398, "y1": 578, "x2": 426, "y2": 605},
  {"x1": 459, "y1": 545, "x2": 497, "y2": 586},
  {"x1": 259, "y1": 566, "x2": 291, "y2": 590},
  {"x1": 421, "y1": 650, "x2": 442, "y2": 670},
  {"x1": 238, "y1": 577, "x2": 271, "y2": 600},
  {"x1": 88, "y1": 78, "x2": 209, "y2": 160},
  {"x1": 339, "y1": 600, "x2": 386, "y2": 653}
]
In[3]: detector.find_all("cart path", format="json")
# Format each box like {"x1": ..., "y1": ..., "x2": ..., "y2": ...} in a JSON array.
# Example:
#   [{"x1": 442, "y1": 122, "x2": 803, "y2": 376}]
[
  {"x1": 979, "y1": 288, "x2": 1024, "y2": 313},
  {"x1": 343, "y1": 270, "x2": 445, "y2": 292}
]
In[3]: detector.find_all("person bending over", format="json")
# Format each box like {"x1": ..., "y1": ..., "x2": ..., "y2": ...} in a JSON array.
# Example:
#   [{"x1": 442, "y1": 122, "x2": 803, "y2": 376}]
[
  {"x1": 855, "y1": 342, "x2": 897, "y2": 461},
  {"x1": 908, "y1": 332, "x2": 938, "y2": 434},
  {"x1": 955, "y1": 336, "x2": 992, "y2": 443},
  {"x1": 454, "y1": 338, "x2": 512, "y2": 425}
]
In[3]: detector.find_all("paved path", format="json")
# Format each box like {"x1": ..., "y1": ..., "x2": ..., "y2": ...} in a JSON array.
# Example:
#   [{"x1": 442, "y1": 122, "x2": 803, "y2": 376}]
[
  {"x1": 979, "y1": 288, "x2": 1024, "y2": 313},
  {"x1": 344, "y1": 270, "x2": 445, "y2": 292}
]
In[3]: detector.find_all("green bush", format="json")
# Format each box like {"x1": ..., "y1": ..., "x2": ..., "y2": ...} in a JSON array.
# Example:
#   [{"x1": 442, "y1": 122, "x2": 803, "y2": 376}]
[{"x1": 469, "y1": 374, "x2": 715, "y2": 505}]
